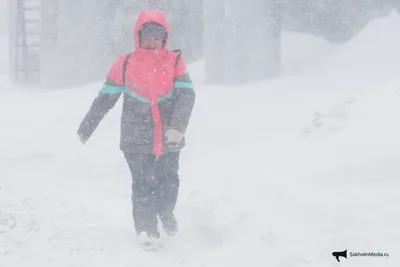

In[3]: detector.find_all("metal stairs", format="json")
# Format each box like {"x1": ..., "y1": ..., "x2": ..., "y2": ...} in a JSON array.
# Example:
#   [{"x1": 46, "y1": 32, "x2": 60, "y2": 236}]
[{"x1": 12, "y1": 0, "x2": 41, "y2": 84}]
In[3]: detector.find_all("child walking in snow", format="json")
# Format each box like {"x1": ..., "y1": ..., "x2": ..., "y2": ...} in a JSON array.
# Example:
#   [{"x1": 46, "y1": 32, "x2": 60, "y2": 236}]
[{"x1": 77, "y1": 10, "x2": 195, "y2": 245}]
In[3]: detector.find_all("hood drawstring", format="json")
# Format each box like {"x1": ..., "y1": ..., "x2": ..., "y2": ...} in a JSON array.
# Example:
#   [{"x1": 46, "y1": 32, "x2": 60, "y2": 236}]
[{"x1": 150, "y1": 99, "x2": 163, "y2": 156}]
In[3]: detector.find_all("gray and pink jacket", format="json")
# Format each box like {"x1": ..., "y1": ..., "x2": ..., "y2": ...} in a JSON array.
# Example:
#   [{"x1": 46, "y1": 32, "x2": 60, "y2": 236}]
[{"x1": 78, "y1": 10, "x2": 195, "y2": 155}]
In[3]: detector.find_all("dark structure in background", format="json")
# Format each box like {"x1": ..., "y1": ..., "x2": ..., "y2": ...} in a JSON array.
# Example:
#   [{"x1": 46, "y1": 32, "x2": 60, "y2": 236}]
[
  {"x1": 280, "y1": 0, "x2": 394, "y2": 42},
  {"x1": 8, "y1": 0, "x2": 202, "y2": 88},
  {"x1": 8, "y1": 0, "x2": 41, "y2": 85},
  {"x1": 7, "y1": 0, "x2": 398, "y2": 88},
  {"x1": 204, "y1": 0, "x2": 281, "y2": 85}
]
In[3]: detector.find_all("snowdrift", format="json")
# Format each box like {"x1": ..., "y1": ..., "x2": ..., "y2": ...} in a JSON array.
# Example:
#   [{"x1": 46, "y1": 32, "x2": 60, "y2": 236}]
[
  {"x1": 302, "y1": 11, "x2": 400, "y2": 165},
  {"x1": 304, "y1": 82, "x2": 400, "y2": 140},
  {"x1": 315, "y1": 11, "x2": 400, "y2": 79},
  {"x1": 301, "y1": 11, "x2": 400, "y2": 192},
  {"x1": 280, "y1": 30, "x2": 338, "y2": 76}
]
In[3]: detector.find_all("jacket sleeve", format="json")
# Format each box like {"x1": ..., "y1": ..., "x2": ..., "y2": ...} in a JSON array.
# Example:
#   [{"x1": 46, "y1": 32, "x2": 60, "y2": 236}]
[
  {"x1": 169, "y1": 56, "x2": 196, "y2": 134},
  {"x1": 77, "y1": 55, "x2": 127, "y2": 139}
]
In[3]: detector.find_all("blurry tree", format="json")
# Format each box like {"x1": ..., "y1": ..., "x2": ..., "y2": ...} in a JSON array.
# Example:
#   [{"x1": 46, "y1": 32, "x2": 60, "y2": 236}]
[
  {"x1": 203, "y1": 0, "x2": 225, "y2": 84},
  {"x1": 204, "y1": 0, "x2": 281, "y2": 85}
]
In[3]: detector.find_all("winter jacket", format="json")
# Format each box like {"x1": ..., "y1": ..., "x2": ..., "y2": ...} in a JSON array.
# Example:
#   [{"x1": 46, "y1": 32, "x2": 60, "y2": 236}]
[{"x1": 77, "y1": 10, "x2": 195, "y2": 155}]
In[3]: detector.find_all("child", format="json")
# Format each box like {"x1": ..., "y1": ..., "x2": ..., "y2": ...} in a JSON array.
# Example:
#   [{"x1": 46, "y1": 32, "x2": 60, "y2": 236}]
[{"x1": 77, "y1": 10, "x2": 195, "y2": 245}]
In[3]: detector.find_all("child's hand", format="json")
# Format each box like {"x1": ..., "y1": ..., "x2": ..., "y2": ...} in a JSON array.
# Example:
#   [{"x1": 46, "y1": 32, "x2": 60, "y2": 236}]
[
  {"x1": 165, "y1": 129, "x2": 184, "y2": 144},
  {"x1": 79, "y1": 135, "x2": 88, "y2": 144}
]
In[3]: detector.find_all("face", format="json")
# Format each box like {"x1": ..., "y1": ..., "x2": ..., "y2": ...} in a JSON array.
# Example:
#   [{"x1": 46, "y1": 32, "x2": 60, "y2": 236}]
[{"x1": 140, "y1": 36, "x2": 164, "y2": 50}]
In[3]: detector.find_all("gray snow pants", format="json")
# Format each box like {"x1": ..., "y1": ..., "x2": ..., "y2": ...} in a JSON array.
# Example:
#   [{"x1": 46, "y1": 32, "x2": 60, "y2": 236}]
[{"x1": 123, "y1": 152, "x2": 180, "y2": 236}]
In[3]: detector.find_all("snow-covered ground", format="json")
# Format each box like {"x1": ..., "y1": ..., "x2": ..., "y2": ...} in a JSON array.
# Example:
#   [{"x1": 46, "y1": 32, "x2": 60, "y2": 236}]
[{"x1": 1, "y1": 11, "x2": 400, "y2": 267}]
